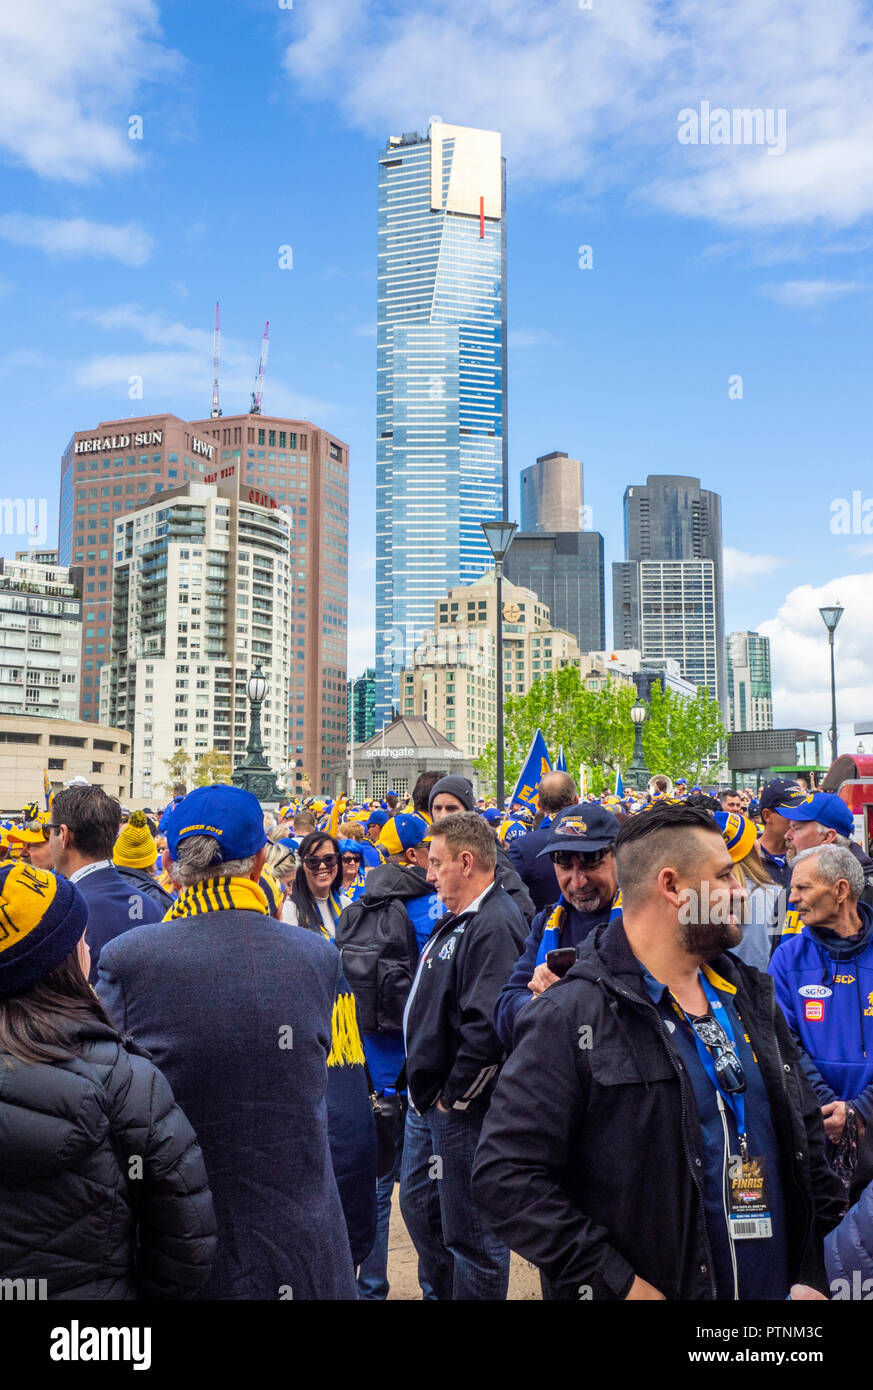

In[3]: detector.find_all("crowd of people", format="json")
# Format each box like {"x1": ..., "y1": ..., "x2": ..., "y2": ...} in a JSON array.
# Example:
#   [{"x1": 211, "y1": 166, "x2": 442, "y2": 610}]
[{"x1": 1, "y1": 767, "x2": 872, "y2": 1301}]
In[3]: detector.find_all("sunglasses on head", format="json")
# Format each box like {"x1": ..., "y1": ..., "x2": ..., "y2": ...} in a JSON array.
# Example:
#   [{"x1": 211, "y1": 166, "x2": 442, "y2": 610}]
[
  {"x1": 551, "y1": 848, "x2": 610, "y2": 869},
  {"x1": 304, "y1": 853, "x2": 338, "y2": 871}
]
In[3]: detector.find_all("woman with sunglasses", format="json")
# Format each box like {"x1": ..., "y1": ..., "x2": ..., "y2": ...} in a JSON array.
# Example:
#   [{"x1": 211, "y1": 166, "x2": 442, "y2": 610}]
[
  {"x1": 282, "y1": 830, "x2": 349, "y2": 937},
  {"x1": 338, "y1": 839, "x2": 367, "y2": 902}
]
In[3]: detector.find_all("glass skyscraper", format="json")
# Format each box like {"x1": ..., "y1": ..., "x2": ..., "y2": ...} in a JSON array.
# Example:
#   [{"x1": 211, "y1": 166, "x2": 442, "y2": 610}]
[{"x1": 374, "y1": 120, "x2": 507, "y2": 727}]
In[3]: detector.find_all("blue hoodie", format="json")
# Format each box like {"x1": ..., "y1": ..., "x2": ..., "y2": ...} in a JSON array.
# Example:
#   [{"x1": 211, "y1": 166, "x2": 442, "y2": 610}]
[{"x1": 768, "y1": 900, "x2": 873, "y2": 1122}]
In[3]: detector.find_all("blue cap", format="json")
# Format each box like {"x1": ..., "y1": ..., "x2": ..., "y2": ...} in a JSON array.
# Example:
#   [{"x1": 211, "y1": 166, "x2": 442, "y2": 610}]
[
  {"x1": 366, "y1": 809, "x2": 390, "y2": 828},
  {"x1": 481, "y1": 807, "x2": 502, "y2": 824},
  {"x1": 778, "y1": 791, "x2": 854, "y2": 837},
  {"x1": 537, "y1": 803, "x2": 621, "y2": 857},
  {"x1": 158, "y1": 795, "x2": 184, "y2": 835},
  {"x1": 164, "y1": 785, "x2": 268, "y2": 862}
]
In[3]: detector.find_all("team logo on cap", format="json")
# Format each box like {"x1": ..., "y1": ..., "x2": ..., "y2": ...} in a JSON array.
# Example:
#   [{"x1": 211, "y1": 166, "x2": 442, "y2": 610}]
[{"x1": 558, "y1": 818, "x2": 588, "y2": 836}]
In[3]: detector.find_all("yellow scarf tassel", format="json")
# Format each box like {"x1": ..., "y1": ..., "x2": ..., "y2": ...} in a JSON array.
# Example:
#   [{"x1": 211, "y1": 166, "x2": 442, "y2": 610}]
[{"x1": 327, "y1": 991, "x2": 366, "y2": 1068}]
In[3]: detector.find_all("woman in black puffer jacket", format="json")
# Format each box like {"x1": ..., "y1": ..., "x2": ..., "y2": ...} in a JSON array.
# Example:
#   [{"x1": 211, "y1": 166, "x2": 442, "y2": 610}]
[{"x1": 0, "y1": 859, "x2": 216, "y2": 1298}]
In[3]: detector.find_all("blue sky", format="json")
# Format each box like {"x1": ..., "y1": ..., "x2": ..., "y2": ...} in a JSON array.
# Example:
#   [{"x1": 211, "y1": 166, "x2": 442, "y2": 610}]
[{"x1": 2, "y1": 0, "x2": 873, "y2": 750}]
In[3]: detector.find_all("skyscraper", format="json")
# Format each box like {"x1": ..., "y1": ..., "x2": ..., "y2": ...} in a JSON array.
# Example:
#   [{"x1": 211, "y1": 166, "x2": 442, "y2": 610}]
[
  {"x1": 726, "y1": 631, "x2": 773, "y2": 732},
  {"x1": 612, "y1": 475, "x2": 726, "y2": 710},
  {"x1": 348, "y1": 668, "x2": 376, "y2": 745},
  {"x1": 520, "y1": 451, "x2": 585, "y2": 533},
  {"x1": 504, "y1": 530, "x2": 605, "y2": 653},
  {"x1": 375, "y1": 119, "x2": 507, "y2": 727}
]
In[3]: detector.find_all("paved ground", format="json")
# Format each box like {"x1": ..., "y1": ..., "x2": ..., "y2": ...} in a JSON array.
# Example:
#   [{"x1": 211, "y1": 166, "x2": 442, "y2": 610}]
[{"x1": 385, "y1": 1189, "x2": 541, "y2": 1300}]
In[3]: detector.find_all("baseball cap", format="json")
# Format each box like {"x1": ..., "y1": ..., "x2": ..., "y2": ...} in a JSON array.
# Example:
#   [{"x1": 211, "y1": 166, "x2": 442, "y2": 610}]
[
  {"x1": 378, "y1": 813, "x2": 431, "y2": 856},
  {"x1": 759, "y1": 778, "x2": 807, "y2": 813},
  {"x1": 537, "y1": 804, "x2": 620, "y2": 857},
  {"x1": 777, "y1": 791, "x2": 854, "y2": 837},
  {"x1": 481, "y1": 807, "x2": 503, "y2": 824},
  {"x1": 164, "y1": 785, "x2": 269, "y2": 862},
  {"x1": 365, "y1": 809, "x2": 390, "y2": 829}
]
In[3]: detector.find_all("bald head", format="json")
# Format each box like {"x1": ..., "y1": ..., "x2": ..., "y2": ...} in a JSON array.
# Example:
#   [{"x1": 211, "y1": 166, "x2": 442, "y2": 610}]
[{"x1": 537, "y1": 771, "x2": 577, "y2": 815}]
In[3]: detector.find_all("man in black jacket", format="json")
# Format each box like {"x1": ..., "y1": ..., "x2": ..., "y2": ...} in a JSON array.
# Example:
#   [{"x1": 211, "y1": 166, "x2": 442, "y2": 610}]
[
  {"x1": 400, "y1": 812, "x2": 527, "y2": 1299},
  {"x1": 506, "y1": 770, "x2": 578, "y2": 912},
  {"x1": 473, "y1": 802, "x2": 844, "y2": 1300}
]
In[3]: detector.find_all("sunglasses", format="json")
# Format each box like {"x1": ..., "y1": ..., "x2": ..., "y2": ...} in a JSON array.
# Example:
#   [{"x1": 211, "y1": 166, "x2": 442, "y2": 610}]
[
  {"x1": 304, "y1": 854, "x2": 338, "y2": 871},
  {"x1": 689, "y1": 1014, "x2": 746, "y2": 1094},
  {"x1": 341, "y1": 854, "x2": 362, "y2": 865},
  {"x1": 551, "y1": 848, "x2": 610, "y2": 869}
]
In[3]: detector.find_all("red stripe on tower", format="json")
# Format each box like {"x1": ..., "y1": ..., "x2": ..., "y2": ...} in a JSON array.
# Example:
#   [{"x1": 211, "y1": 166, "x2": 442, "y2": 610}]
[{"x1": 480, "y1": 196, "x2": 485, "y2": 238}]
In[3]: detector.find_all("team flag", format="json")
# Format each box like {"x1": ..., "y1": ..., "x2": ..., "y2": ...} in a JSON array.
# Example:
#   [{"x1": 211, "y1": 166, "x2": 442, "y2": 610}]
[
  {"x1": 615, "y1": 768, "x2": 624, "y2": 799},
  {"x1": 555, "y1": 747, "x2": 567, "y2": 772},
  {"x1": 43, "y1": 768, "x2": 53, "y2": 813},
  {"x1": 509, "y1": 729, "x2": 552, "y2": 812}
]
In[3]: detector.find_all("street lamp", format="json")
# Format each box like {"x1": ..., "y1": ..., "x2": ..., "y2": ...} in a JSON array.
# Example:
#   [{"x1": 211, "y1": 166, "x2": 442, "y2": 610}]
[
  {"x1": 819, "y1": 601, "x2": 844, "y2": 765},
  {"x1": 629, "y1": 702, "x2": 648, "y2": 792},
  {"x1": 481, "y1": 519, "x2": 518, "y2": 808},
  {"x1": 232, "y1": 661, "x2": 284, "y2": 803}
]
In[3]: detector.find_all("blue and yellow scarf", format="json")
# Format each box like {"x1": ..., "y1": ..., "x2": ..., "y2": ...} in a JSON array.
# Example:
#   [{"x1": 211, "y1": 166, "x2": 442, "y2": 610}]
[{"x1": 535, "y1": 890, "x2": 623, "y2": 967}]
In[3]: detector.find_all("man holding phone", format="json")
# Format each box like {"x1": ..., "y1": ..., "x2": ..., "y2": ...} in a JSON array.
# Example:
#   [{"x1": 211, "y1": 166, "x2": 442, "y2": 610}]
[{"x1": 493, "y1": 805, "x2": 620, "y2": 1050}]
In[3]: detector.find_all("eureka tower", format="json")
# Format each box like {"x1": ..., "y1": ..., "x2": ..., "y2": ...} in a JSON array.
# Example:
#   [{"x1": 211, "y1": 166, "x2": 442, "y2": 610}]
[{"x1": 374, "y1": 120, "x2": 507, "y2": 727}]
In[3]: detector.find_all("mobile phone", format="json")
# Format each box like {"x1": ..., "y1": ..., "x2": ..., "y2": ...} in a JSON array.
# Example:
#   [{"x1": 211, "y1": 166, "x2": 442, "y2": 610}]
[{"x1": 545, "y1": 947, "x2": 577, "y2": 978}]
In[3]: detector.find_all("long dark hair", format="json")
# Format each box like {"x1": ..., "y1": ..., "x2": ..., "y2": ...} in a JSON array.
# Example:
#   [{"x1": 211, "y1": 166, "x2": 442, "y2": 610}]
[
  {"x1": 290, "y1": 831, "x2": 343, "y2": 932},
  {"x1": 0, "y1": 950, "x2": 115, "y2": 1066}
]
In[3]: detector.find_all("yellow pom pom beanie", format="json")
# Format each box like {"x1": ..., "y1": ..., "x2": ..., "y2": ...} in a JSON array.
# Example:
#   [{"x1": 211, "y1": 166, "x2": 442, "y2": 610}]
[{"x1": 113, "y1": 810, "x2": 158, "y2": 869}]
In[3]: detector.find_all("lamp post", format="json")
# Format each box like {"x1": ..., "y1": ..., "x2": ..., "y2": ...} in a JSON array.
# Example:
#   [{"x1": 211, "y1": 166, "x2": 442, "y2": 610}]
[
  {"x1": 629, "y1": 702, "x2": 648, "y2": 792},
  {"x1": 481, "y1": 519, "x2": 518, "y2": 808},
  {"x1": 819, "y1": 601, "x2": 844, "y2": 765},
  {"x1": 232, "y1": 661, "x2": 284, "y2": 803}
]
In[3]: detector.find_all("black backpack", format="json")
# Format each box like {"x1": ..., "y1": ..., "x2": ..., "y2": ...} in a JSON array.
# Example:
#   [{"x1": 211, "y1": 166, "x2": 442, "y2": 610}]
[{"x1": 335, "y1": 895, "x2": 420, "y2": 1033}]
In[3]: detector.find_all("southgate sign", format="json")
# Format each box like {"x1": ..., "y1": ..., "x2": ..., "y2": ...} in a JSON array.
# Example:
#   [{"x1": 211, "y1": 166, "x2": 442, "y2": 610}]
[{"x1": 364, "y1": 747, "x2": 466, "y2": 760}]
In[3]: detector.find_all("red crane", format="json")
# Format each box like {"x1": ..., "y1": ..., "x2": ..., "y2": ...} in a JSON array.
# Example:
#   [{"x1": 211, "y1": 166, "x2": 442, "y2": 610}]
[
  {"x1": 210, "y1": 301, "x2": 222, "y2": 418},
  {"x1": 250, "y1": 320, "x2": 270, "y2": 415}
]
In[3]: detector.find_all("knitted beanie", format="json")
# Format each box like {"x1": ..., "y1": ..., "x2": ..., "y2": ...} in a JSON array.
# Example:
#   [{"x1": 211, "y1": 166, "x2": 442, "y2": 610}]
[
  {"x1": 428, "y1": 776, "x2": 475, "y2": 815},
  {"x1": 0, "y1": 862, "x2": 88, "y2": 999},
  {"x1": 113, "y1": 809, "x2": 158, "y2": 869}
]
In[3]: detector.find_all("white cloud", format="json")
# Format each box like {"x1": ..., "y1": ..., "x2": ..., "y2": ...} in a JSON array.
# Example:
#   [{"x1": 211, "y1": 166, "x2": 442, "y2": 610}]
[
  {"x1": 508, "y1": 328, "x2": 560, "y2": 349},
  {"x1": 723, "y1": 548, "x2": 789, "y2": 584},
  {"x1": 71, "y1": 303, "x2": 336, "y2": 419},
  {"x1": 0, "y1": 0, "x2": 183, "y2": 181},
  {"x1": 282, "y1": 0, "x2": 873, "y2": 231},
  {"x1": 759, "y1": 574, "x2": 873, "y2": 736},
  {"x1": 0, "y1": 215, "x2": 153, "y2": 266},
  {"x1": 761, "y1": 279, "x2": 862, "y2": 308}
]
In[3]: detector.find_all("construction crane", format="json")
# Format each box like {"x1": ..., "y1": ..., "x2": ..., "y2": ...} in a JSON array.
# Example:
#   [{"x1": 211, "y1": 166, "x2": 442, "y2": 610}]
[
  {"x1": 210, "y1": 302, "x2": 222, "y2": 418},
  {"x1": 250, "y1": 320, "x2": 270, "y2": 414}
]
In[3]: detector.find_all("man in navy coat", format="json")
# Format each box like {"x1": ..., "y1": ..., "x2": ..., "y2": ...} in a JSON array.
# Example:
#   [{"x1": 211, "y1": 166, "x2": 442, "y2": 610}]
[
  {"x1": 506, "y1": 771, "x2": 578, "y2": 912},
  {"x1": 49, "y1": 784, "x2": 163, "y2": 980}
]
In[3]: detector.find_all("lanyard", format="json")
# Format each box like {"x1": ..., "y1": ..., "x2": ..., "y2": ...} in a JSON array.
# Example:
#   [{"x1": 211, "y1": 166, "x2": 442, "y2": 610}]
[{"x1": 671, "y1": 973, "x2": 747, "y2": 1149}]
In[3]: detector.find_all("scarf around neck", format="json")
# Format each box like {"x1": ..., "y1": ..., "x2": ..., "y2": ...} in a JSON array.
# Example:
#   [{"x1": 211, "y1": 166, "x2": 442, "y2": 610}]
[{"x1": 163, "y1": 875, "x2": 269, "y2": 920}]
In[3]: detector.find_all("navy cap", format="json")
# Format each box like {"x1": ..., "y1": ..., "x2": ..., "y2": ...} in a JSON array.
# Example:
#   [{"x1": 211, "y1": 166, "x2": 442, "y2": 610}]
[
  {"x1": 759, "y1": 778, "x2": 807, "y2": 813},
  {"x1": 164, "y1": 785, "x2": 268, "y2": 862},
  {"x1": 779, "y1": 791, "x2": 854, "y2": 836},
  {"x1": 537, "y1": 803, "x2": 620, "y2": 857}
]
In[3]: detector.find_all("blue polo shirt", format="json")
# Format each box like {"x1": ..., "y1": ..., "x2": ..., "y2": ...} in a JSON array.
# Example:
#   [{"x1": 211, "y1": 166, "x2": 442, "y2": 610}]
[{"x1": 641, "y1": 963, "x2": 789, "y2": 1300}]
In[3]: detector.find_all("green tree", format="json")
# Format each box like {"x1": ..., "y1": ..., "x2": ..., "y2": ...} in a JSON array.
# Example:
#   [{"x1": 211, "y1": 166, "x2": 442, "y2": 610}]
[
  {"x1": 159, "y1": 749, "x2": 192, "y2": 797},
  {"x1": 643, "y1": 684, "x2": 727, "y2": 785},
  {"x1": 193, "y1": 748, "x2": 233, "y2": 787}
]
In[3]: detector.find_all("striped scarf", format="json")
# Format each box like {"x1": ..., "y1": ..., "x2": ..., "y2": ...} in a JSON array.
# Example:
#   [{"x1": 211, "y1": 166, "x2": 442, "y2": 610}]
[
  {"x1": 535, "y1": 890, "x2": 624, "y2": 967},
  {"x1": 162, "y1": 875, "x2": 269, "y2": 920}
]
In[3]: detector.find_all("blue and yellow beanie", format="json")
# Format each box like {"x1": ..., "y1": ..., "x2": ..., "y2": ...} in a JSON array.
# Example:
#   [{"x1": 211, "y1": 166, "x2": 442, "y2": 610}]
[{"x1": 0, "y1": 862, "x2": 88, "y2": 999}]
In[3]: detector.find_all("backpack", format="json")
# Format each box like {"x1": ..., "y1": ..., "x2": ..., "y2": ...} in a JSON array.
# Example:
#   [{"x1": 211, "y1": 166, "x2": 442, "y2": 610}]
[{"x1": 335, "y1": 895, "x2": 419, "y2": 1033}]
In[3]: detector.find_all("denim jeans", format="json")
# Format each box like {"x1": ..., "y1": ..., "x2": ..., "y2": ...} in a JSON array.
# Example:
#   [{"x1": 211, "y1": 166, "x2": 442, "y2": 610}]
[
  {"x1": 356, "y1": 1127, "x2": 403, "y2": 1300},
  {"x1": 399, "y1": 1102, "x2": 510, "y2": 1300}
]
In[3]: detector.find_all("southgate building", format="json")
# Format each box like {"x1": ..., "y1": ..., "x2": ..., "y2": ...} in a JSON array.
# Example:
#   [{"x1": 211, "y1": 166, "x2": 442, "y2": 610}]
[{"x1": 375, "y1": 119, "x2": 508, "y2": 726}]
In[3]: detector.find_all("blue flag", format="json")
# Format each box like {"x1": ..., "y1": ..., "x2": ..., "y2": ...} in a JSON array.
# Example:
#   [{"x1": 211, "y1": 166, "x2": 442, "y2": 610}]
[
  {"x1": 615, "y1": 767, "x2": 624, "y2": 798},
  {"x1": 509, "y1": 730, "x2": 552, "y2": 811},
  {"x1": 556, "y1": 747, "x2": 567, "y2": 772}
]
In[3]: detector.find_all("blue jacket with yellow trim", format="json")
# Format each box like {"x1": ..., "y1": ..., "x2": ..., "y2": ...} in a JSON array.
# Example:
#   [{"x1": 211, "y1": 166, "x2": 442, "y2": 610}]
[{"x1": 768, "y1": 901, "x2": 873, "y2": 1123}]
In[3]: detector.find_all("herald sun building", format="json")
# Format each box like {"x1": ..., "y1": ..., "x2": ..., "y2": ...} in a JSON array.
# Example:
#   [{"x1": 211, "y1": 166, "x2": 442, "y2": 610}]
[{"x1": 60, "y1": 412, "x2": 349, "y2": 797}]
